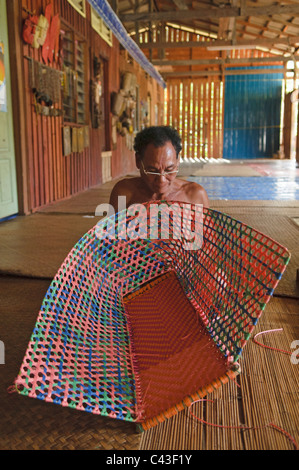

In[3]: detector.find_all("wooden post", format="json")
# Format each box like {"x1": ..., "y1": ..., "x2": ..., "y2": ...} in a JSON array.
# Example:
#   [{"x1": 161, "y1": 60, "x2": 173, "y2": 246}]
[{"x1": 6, "y1": 0, "x2": 30, "y2": 214}]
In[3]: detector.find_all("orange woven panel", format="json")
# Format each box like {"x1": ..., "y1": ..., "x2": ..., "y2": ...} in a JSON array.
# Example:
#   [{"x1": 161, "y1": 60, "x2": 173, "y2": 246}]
[{"x1": 123, "y1": 271, "x2": 229, "y2": 421}]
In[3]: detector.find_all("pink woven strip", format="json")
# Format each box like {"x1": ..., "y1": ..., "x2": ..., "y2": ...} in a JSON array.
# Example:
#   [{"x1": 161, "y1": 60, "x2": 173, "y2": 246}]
[{"x1": 253, "y1": 328, "x2": 296, "y2": 356}]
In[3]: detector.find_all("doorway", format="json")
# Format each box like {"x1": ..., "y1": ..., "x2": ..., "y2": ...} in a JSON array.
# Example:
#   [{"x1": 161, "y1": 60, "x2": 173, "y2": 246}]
[
  {"x1": 0, "y1": 0, "x2": 18, "y2": 219},
  {"x1": 223, "y1": 67, "x2": 284, "y2": 159}
]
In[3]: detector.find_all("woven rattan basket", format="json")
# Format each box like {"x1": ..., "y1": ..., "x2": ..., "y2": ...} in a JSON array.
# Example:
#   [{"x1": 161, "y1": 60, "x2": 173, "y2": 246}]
[{"x1": 14, "y1": 201, "x2": 290, "y2": 430}]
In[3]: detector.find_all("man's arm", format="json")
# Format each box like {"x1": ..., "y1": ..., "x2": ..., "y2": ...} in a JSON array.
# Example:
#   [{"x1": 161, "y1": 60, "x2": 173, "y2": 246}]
[
  {"x1": 187, "y1": 182, "x2": 209, "y2": 208},
  {"x1": 198, "y1": 186, "x2": 209, "y2": 208}
]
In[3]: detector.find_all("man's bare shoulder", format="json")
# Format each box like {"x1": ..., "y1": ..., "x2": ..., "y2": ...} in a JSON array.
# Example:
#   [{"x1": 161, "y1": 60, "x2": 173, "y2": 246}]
[
  {"x1": 111, "y1": 177, "x2": 140, "y2": 192},
  {"x1": 109, "y1": 177, "x2": 142, "y2": 209},
  {"x1": 179, "y1": 179, "x2": 209, "y2": 207}
]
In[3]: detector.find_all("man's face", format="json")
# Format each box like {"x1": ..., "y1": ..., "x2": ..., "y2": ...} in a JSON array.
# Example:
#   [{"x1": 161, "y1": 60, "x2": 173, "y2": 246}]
[{"x1": 137, "y1": 141, "x2": 179, "y2": 195}]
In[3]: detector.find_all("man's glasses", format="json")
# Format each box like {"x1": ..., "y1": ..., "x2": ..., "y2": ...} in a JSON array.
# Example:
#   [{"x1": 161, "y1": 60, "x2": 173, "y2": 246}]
[{"x1": 140, "y1": 159, "x2": 179, "y2": 177}]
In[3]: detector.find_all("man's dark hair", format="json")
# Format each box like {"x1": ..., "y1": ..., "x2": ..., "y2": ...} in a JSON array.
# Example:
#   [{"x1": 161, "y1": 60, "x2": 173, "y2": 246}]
[{"x1": 133, "y1": 126, "x2": 182, "y2": 158}]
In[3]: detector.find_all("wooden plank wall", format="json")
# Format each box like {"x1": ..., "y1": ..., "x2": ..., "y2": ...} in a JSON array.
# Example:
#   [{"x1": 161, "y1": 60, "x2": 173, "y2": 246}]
[
  {"x1": 141, "y1": 25, "x2": 283, "y2": 160},
  {"x1": 18, "y1": 0, "x2": 163, "y2": 212},
  {"x1": 112, "y1": 51, "x2": 164, "y2": 177},
  {"x1": 22, "y1": 0, "x2": 90, "y2": 211},
  {"x1": 165, "y1": 78, "x2": 224, "y2": 160}
]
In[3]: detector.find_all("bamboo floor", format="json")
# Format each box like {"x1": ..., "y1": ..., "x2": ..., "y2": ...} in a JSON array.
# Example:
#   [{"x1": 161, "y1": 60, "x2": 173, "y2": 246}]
[
  {"x1": 140, "y1": 296, "x2": 299, "y2": 450},
  {"x1": 0, "y1": 159, "x2": 298, "y2": 450}
]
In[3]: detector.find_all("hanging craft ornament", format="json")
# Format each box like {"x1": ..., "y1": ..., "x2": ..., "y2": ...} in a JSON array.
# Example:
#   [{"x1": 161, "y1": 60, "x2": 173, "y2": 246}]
[
  {"x1": 22, "y1": 14, "x2": 39, "y2": 46},
  {"x1": 42, "y1": 3, "x2": 53, "y2": 63},
  {"x1": 32, "y1": 14, "x2": 49, "y2": 49},
  {"x1": 47, "y1": 14, "x2": 60, "y2": 64},
  {"x1": 54, "y1": 16, "x2": 61, "y2": 63}
]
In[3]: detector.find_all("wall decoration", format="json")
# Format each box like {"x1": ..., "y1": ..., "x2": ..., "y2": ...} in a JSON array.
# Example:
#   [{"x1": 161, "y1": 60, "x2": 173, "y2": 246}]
[
  {"x1": 111, "y1": 115, "x2": 117, "y2": 149},
  {"x1": 63, "y1": 126, "x2": 71, "y2": 156},
  {"x1": 112, "y1": 71, "x2": 137, "y2": 146},
  {"x1": 84, "y1": 125, "x2": 89, "y2": 148},
  {"x1": 121, "y1": 72, "x2": 133, "y2": 92},
  {"x1": 77, "y1": 127, "x2": 85, "y2": 153},
  {"x1": 22, "y1": 13, "x2": 39, "y2": 47},
  {"x1": 72, "y1": 127, "x2": 78, "y2": 153},
  {"x1": 111, "y1": 90, "x2": 125, "y2": 117},
  {"x1": 41, "y1": 4, "x2": 53, "y2": 63},
  {"x1": 91, "y1": 56, "x2": 103, "y2": 128},
  {"x1": 32, "y1": 13, "x2": 50, "y2": 49},
  {"x1": 63, "y1": 125, "x2": 88, "y2": 156},
  {"x1": 140, "y1": 100, "x2": 149, "y2": 128},
  {"x1": 27, "y1": 57, "x2": 63, "y2": 116},
  {"x1": 22, "y1": 5, "x2": 61, "y2": 65}
]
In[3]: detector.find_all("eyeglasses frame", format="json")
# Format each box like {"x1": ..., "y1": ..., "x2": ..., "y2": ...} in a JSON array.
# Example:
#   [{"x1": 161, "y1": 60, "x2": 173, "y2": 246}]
[{"x1": 140, "y1": 159, "x2": 179, "y2": 177}]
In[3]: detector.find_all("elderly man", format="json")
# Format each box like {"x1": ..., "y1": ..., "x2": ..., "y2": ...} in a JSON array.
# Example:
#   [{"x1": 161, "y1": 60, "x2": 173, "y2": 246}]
[{"x1": 109, "y1": 126, "x2": 209, "y2": 211}]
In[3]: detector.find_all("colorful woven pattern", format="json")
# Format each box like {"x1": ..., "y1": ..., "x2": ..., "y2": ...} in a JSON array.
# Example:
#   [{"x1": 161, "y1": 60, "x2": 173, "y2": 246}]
[{"x1": 14, "y1": 202, "x2": 290, "y2": 430}]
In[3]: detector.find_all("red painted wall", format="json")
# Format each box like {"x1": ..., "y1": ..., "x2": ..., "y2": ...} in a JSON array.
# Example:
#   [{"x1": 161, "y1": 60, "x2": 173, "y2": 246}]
[{"x1": 18, "y1": 0, "x2": 164, "y2": 212}]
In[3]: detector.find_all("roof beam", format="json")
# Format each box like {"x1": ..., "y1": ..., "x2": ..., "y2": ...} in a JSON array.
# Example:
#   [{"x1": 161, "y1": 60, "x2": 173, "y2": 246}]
[
  {"x1": 172, "y1": 0, "x2": 188, "y2": 10},
  {"x1": 138, "y1": 36, "x2": 299, "y2": 49},
  {"x1": 161, "y1": 68, "x2": 284, "y2": 78},
  {"x1": 218, "y1": 0, "x2": 238, "y2": 40},
  {"x1": 120, "y1": 4, "x2": 299, "y2": 22},
  {"x1": 153, "y1": 55, "x2": 290, "y2": 66}
]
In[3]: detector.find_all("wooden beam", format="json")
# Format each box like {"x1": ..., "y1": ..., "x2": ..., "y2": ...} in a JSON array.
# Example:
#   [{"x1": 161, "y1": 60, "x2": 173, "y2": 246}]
[
  {"x1": 148, "y1": 0, "x2": 153, "y2": 61},
  {"x1": 120, "y1": 4, "x2": 299, "y2": 22},
  {"x1": 111, "y1": 0, "x2": 118, "y2": 15},
  {"x1": 153, "y1": 55, "x2": 290, "y2": 67},
  {"x1": 161, "y1": 68, "x2": 284, "y2": 77},
  {"x1": 135, "y1": 0, "x2": 140, "y2": 45},
  {"x1": 218, "y1": 0, "x2": 237, "y2": 40},
  {"x1": 162, "y1": 70, "x2": 223, "y2": 77},
  {"x1": 225, "y1": 68, "x2": 284, "y2": 75},
  {"x1": 139, "y1": 36, "x2": 299, "y2": 49},
  {"x1": 172, "y1": 0, "x2": 188, "y2": 10}
]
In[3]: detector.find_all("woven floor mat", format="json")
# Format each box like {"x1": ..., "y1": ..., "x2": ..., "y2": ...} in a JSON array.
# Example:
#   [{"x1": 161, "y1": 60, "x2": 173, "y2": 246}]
[
  {"x1": 140, "y1": 296, "x2": 299, "y2": 450},
  {"x1": 211, "y1": 200, "x2": 299, "y2": 209},
  {"x1": 0, "y1": 214, "x2": 99, "y2": 279},
  {"x1": 191, "y1": 164, "x2": 261, "y2": 177},
  {"x1": 0, "y1": 211, "x2": 297, "y2": 297},
  {"x1": 0, "y1": 277, "x2": 141, "y2": 450},
  {"x1": 1, "y1": 277, "x2": 298, "y2": 450},
  {"x1": 1, "y1": 203, "x2": 298, "y2": 288},
  {"x1": 210, "y1": 201, "x2": 299, "y2": 218},
  {"x1": 37, "y1": 181, "x2": 116, "y2": 214}
]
